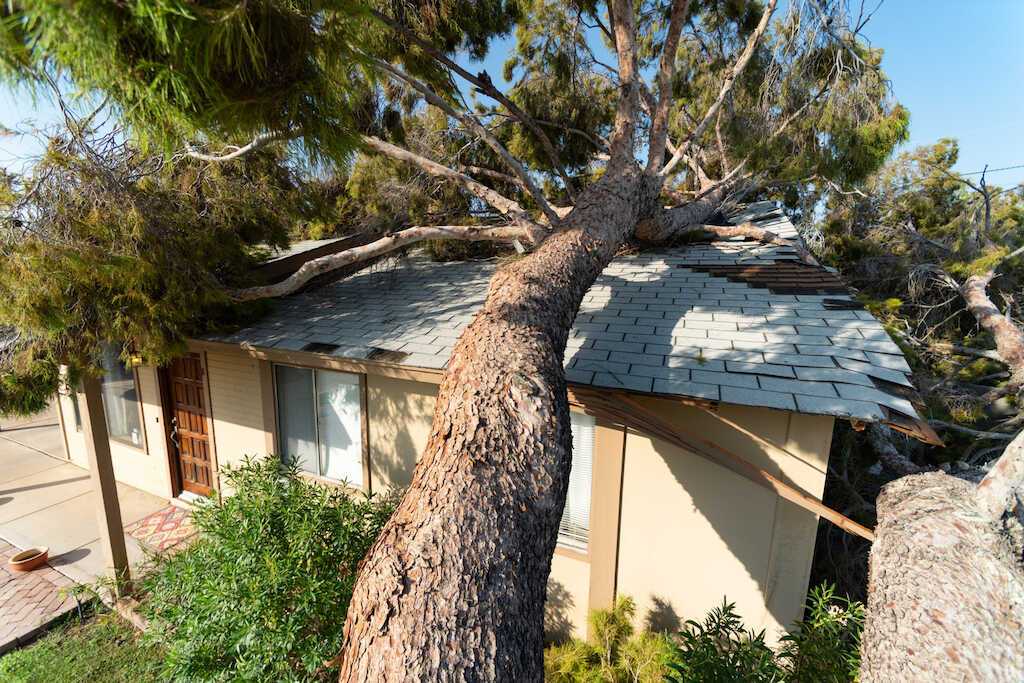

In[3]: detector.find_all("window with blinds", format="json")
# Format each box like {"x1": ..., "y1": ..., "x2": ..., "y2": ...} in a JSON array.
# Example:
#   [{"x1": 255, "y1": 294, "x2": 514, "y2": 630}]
[
  {"x1": 274, "y1": 365, "x2": 364, "y2": 487},
  {"x1": 558, "y1": 411, "x2": 595, "y2": 551}
]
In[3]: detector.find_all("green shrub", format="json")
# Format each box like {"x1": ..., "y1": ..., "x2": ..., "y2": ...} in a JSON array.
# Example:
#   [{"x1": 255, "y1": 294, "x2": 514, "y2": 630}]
[
  {"x1": 544, "y1": 596, "x2": 672, "y2": 682},
  {"x1": 777, "y1": 585, "x2": 864, "y2": 682},
  {"x1": 665, "y1": 601, "x2": 783, "y2": 682},
  {"x1": 140, "y1": 458, "x2": 396, "y2": 682},
  {"x1": 666, "y1": 584, "x2": 864, "y2": 683}
]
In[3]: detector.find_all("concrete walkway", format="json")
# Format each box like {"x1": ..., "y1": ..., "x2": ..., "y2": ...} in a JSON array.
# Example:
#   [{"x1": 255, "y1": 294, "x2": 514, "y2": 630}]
[{"x1": 0, "y1": 406, "x2": 169, "y2": 651}]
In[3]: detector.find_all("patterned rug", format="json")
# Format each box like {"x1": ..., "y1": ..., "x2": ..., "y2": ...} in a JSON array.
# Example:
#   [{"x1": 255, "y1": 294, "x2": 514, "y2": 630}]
[{"x1": 126, "y1": 505, "x2": 197, "y2": 552}]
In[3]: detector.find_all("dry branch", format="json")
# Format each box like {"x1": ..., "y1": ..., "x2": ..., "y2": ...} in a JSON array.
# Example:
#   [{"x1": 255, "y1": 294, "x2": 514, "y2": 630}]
[
  {"x1": 183, "y1": 130, "x2": 292, "y2": 162},
  {"x1": 231, "y1": 224, "x2": 537, "y2": 301},
  {"x1": 367, "y1": 57, "x2": 562, "y2": 226},
  {"x1": 660, "y1": 0, "x2": 777, "y2": 176}
]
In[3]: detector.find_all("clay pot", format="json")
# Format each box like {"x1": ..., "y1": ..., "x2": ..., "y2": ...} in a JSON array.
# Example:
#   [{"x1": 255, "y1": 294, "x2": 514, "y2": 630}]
[{"x1": 7, "y1": 547, "x2": 49, "y2": 573}]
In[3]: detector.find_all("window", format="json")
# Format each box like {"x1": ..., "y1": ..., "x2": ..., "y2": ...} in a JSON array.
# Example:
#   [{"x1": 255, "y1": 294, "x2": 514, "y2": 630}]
[
  {"x1": 100, "y1": 347, "x2": 144, "y2": 447},
  {"x1": 274, "y1": 365, "x2": 364, "y2": 486},
  {"x1": 558, "y1": 411, "x2": 595, "y2": 551}
]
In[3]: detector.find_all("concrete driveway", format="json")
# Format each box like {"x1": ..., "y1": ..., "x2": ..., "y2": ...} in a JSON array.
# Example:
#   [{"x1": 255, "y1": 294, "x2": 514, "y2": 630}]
[{"x1": 0, "y1": 406, "x2": 168, "y2": 586}]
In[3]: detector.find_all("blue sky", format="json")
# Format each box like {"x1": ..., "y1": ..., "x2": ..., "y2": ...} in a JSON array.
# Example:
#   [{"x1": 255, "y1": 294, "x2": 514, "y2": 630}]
[{"x1": 2, "y1": 1, "x2": 1022, "y2": 185}]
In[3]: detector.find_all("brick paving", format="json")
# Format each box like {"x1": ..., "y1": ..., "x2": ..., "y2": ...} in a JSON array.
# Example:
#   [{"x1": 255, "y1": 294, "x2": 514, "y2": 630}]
[{"x1": 0, "y1": 540, "x2": 79, "y2": 654}]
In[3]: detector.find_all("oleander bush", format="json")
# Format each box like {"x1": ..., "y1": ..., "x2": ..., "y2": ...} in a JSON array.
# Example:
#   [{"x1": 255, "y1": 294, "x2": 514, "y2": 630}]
[
  {"x1": 666, "y1": 584, "x2": 864, "y2": 683},
  {"x1": 140, "y1": 458, "x2": 396, "y2": 682}
]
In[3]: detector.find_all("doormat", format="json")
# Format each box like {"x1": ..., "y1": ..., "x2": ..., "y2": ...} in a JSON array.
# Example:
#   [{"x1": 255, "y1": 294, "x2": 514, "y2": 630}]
[{"x1": 126, "y1": 506, "x2": 197, "y2": 552}]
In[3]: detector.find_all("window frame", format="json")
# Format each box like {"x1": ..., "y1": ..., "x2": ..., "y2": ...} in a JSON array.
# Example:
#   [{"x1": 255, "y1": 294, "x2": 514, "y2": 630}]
[
  {"x1": 98, "y1": 357, "x2": 147, "y2": 452},
  {"x1": 271, "y1": 362, "x2": 368, "y2": 490}
]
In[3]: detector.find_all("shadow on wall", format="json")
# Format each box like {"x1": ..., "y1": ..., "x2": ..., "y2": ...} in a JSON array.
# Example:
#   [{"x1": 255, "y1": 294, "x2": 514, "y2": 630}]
[
  {"x1": 367, "y1": 377, "x2": 437, "y2": 490},
  {"x1": 544, "y1": 579, "x2": 575, "y2": 644},
  {"x1": 644, "y1": 594, "x2": 681, "y2": 633}
]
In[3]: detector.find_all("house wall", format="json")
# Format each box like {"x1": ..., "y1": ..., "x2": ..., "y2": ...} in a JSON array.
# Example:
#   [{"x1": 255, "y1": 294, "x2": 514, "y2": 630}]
[
  {"x1": 615, "y1": 399, "x2": 833, "y2": 644},
  {"x1": 365, "y1": 375, "x2": 436, "y2": 491},
  {"x1": 56, "y1": 365, "x2": 174, "y2": 499},
  {"x1": 55, "y1": 343, "x2": 834, "y2": 645}
]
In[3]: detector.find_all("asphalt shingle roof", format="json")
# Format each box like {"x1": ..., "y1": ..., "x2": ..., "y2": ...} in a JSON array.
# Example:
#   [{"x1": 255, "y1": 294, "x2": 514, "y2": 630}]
[{"x1": 205, "y1": 202, "x2": 929, "y2": 433}]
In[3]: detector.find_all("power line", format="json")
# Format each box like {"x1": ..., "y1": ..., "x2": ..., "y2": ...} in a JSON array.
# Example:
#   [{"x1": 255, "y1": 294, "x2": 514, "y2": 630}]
[{"x1": 959, "y1": 163, "x2": 1024, "y2": 177}]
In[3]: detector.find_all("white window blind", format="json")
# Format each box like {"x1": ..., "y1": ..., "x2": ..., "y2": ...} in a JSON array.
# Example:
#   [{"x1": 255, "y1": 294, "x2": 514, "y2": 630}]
[
  {"x1": 558, "y1": 411, "x2": 595, "y2": 551},
  {"x1": 275, "y1": 365, "x2": 363, "y2": 486}
]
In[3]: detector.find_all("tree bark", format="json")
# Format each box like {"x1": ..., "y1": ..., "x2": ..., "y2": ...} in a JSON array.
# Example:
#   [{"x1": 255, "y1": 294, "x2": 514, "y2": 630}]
[
  {"x1": 336, "y1": 167, "x2": 678, "y2": 680},
  {"x1": 861, "y1": 430, "x2": 1024, "y2": 682},
  {"x1": 961, "y1": 272, "x2": 1024, "y2": 389}
]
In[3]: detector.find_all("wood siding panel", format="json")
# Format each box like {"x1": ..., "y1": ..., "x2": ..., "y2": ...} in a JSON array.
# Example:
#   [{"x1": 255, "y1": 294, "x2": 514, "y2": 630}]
[
  {"x1": 366, "y1": 375, "x2": 436, "y2": 491},
  {"x1": 203, "y1": 349, "x2": 269, "y2": 473}
]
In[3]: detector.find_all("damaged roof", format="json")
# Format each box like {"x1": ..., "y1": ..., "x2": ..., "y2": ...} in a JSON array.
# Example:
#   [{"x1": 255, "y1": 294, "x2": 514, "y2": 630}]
[{"x1": 204, "y1": 202, "x2": 935, "y2": 441}]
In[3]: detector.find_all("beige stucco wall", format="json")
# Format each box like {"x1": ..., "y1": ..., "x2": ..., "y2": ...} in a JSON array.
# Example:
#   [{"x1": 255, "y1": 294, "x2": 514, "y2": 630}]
[
  {"x1": 615, "y1": 398, "x2": 833, "y2": 644},
  {"x1": 366, "y1": 375, "x2": 436, "y2": 491},
  {"x1": 56, "y1": 364, "x2": 174, "y2": 499},
  {"x1": 54, "y1": 346, "x2": 833, "y2": 645}
]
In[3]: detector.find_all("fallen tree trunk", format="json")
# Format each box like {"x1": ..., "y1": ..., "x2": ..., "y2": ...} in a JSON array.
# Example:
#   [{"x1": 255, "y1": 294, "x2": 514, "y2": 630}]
[
  {"x1": 337, "y1": 167, "x2": 672, "y2": 680},
  {"x1": 861, "y1": 429, "x2": 1024, "y2": 681}
]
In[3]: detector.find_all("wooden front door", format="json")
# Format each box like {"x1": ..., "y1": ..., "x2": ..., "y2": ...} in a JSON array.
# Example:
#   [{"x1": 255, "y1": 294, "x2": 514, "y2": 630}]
[{"x1": 168, "y1": 353, "x2": 213, "y2": 496}]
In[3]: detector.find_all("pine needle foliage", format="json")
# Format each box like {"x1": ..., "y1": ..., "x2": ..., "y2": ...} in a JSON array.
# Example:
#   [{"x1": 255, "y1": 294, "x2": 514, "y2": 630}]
[
  {"x1": 0, "y1": 131, "x2": 305, "y2": 413},
  {"x1": 0, "y1": 0, "x2": 520, "y2": 163},
  {"x1": 1, "y1": 0, "x2": 368, "y2": 162},
  {"x1": 544, "y1": 596, "x2": 672, "y2": 683}
]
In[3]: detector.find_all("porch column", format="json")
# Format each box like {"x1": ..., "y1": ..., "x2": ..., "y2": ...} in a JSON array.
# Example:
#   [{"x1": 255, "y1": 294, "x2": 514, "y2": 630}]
[{"x1": 80, "y1": 373, "x2": 131, "y2": 597}]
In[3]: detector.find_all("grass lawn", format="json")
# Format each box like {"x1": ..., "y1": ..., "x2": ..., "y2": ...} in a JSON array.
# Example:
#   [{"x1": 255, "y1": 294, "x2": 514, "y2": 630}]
[{"x1": 0, "y1": 611, "x2": 164, "y2": 683}]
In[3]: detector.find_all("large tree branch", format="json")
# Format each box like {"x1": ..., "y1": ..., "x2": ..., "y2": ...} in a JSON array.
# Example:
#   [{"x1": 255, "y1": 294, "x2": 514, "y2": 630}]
[
  {"x1": 367, "y1": 57, "x2": 562, "y2": 226},
  {"x1": 361, "y1": 136, "x2": 531, "y2": 221},
  {"x1": 976, "y1": 429, "x2": 1024, "y2": 522},
  {"x1": 645, "y1": 0, "x2": 691, "y2": 172},
  {"x1": 369, "y1": 10, "x2": 577, "y2": 201},
  {"x1": 607, "y1": 0, "x2": 641, "y2": 167},
  {"x1": 231, "y1": 224, "x2": 539, "y2": 301},
  {"x1": 867, "y1": 423, "x2": 927, "y2": 476},
  {"x1": 961, "y1": 272, "x2": 1024, "y2": 388},
  {"x1": 638, "y1": 213, "x2": 819, "y2": 267},
  {"x1": 660, "y1": 0, "x2": 777, "y2": 176}
]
